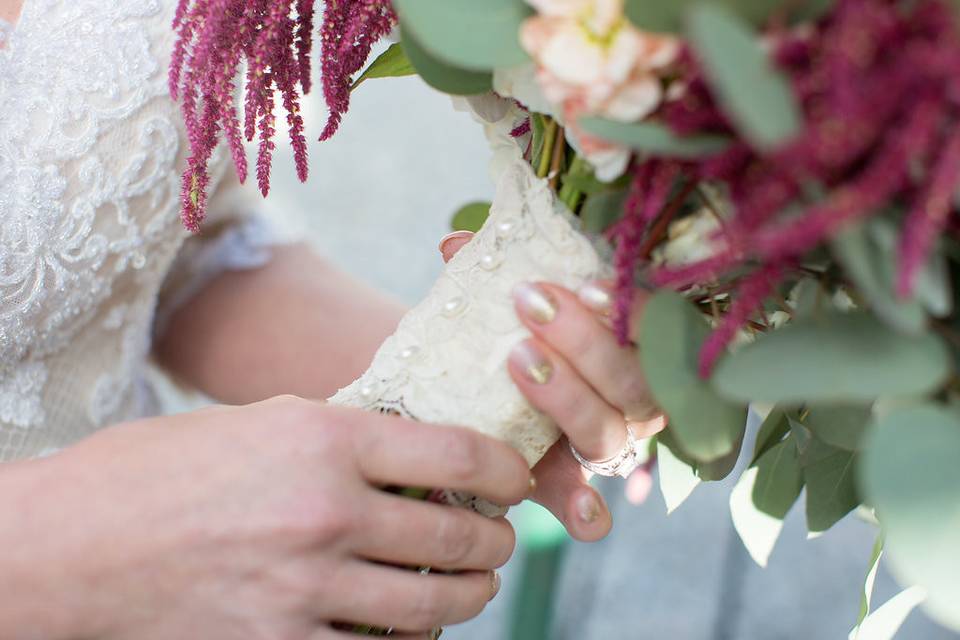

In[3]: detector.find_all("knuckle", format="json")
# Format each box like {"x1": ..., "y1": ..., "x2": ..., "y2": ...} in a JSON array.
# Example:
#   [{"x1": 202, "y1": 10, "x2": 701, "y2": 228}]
[
  {"x1": 616, "y1": 373, "x2": 650, "y2": 408},
  {"x1": 294, "y1": 494, "x2": 356, "y2": 546},
  {"x1": 406, "y1": 582, "x2": 447, "y2": 630},
  {"x1": 436, "y1": 511, "x2": 476, "y2": 567},
  {"x1": 564, "y1": 327, "x2": 596, "y2": 362},
  {"x1": 442, "y1": 431, "x2": 484, "y2": 484}
]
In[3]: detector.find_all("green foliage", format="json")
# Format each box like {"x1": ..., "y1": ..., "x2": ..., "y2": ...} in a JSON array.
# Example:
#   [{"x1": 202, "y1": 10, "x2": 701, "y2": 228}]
[
  {"x1": 451, "y1": 201, "x2": 491, "y2": 232},
  {"x1": 659, "y1": 427, "x2": 744, "y2": 482},
  {"x1": 832, "y1": 220, "x2": 927, "y2": 334},
  {"x1": 656, "y1": 438, "x2": 702, "y2": 513},
  {"x1": 686, "y1": 4, "x2": 802, "y2": 150},
  {"x1": 394, "y1": 0, "x2": 531, "y2": 71},
  {"x1": 751, "y1": 436, "x2": 804, "y2": 519},
  {"x1": 578, "y1": 118, "x2": 730, "y2": 158},
  {"x1": 713, "y1": 312, "x2": 951, "y2": 405},
  {"x1": 625, "y1": 0, "x2": 834, "y2": 33},
  {"x1": 639, "y1": 291, "x2": 748, "y2": 461},
  {"x1": 804, "y1": 405, "x2": 872, "y2": 451},
  {"x1": 752, "y1": 406, "x2": 790, "y2": 461},
  {"x1": 854, "y1": 534, "x2": 885, "y2": 634},
  {"x1": 801, "y1": 435, "x2": 860, "y2": 532},
  {"x1": 580, "y1": 190, "x2": 627, "y2": 234},
  {"x1": 400, "y1": 30, "x2": 492, "y2": 95},
  {"x1": 860, "y1": 405, "x2": 960, "y2": 631},
  {"x1": 352, "y1": 43, "x2": 416, "y2": 90}
]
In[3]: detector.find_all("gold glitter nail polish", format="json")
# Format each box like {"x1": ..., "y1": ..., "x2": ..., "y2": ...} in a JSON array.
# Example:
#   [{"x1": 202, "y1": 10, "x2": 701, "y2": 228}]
[
  {"x1": 509, "y1": 341, "x2": 554, "y2": 385},
  {"x1": 513, "y1": 282, "x2": 557, "y2": 324},
  {"x1": 489, "y1": 571, "x2": 502, "y2": 600},
  {"x1": 578, "y1": 281, "x2": 613, "y2": 315},
  {"x1": 577, "y1": 492, "x2": 601, "y2": 524}
]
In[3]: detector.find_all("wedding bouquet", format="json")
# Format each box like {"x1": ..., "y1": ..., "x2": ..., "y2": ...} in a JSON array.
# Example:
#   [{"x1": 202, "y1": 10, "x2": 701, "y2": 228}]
[{"x1": 170, "y1": 0, "x2": 960, "y2": 636}]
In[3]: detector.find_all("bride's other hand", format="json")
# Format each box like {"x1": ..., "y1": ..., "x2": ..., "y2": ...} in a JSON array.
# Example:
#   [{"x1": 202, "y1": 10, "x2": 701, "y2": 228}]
[
  {"x1": 440, "y1": 232, "x2": 666, "y2": 542},
  {"x1": 0, "y1": 398, "x2": 531, "y2": 639}
]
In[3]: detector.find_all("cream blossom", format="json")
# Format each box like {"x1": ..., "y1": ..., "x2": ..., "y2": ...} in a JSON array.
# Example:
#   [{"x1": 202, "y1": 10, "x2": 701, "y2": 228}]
[{"x1": 517, "y1": 0, "x2": 679, "y2": 180}]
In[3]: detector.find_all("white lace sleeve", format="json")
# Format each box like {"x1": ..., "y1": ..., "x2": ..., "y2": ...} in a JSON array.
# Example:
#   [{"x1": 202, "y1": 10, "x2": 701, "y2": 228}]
[{"x1": 154, "y1": 173, "x2": 290, "y2": 337}]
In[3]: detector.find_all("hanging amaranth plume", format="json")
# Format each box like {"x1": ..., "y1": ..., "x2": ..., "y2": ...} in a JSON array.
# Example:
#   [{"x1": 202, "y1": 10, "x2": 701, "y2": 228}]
[
  {"x1": 170, "y1": 0, "x2": 395, "y2": 231},
  {"x1": 614, "y1": 0, "x2": 960, "y2": 376}
]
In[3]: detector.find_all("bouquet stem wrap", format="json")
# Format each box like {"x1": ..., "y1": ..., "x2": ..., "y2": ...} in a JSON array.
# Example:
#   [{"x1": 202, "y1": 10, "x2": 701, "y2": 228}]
[{"x1": 327, "y1": 158, "x2": 606, "y2": 514}]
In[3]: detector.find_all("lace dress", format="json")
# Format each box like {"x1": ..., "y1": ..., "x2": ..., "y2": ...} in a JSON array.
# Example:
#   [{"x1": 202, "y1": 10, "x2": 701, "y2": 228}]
[{"x1": 0, "y1": 0, "x2": 270, "y2": 461}]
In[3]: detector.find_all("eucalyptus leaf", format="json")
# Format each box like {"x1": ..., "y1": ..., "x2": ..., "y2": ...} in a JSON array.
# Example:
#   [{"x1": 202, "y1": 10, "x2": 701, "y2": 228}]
[
  {"x1": 625, "y1": 0, "x2": 834, "y2": 33},
  {"x1": 853, "y1": 534, "x2": 885, "y2": 635},
  {"x1": 351, "y1": 43, "x2": 416, "y2": 90},
  {"x1": 752, "y1": 436, "x2": 804, "y2": 519},
  {"x1": 805, "y1": 405, "x2": 873, "y2": 451},
  {"x1": 401, "y1": 31, "x2": 492, "y2": 96},
  {"x1": 730, "y1": 464, "x2": 788, "y2": 567},
  {"x1": 848, "y1": 586, "x2": 928, "y2": 640},
  {"x1": 657, "y1": 439, "x2": 701, "y2": 514},
  {"x1": 752, "y1": 406, "x2": 790, "y2": 462},
  {"x1": 713, "y1": 312, "x2": 951, "y2": 405},
  {"x1": 394, "y1": 0, "x2": 531, "y2": 71},
  {"x1": 579, "y1": 118, "x2": 730, "y2": 158},
  {"x1": 832, "y1": 221, "x2": 926, "y2": 334},
  {"x1": 660, "y1": 426, "x2": 744, "y2": 481},
  {"x1": 686, "y1": 4, "x2": 802, "y2": 150},
  {"x1": 864, "y1": 218, "x2": 952, "y2": 319},
  {"x1": 580, "y1": 190, "x2": 627, "y2": 234},
  {"x1": 803, "y1": 437, "x2": 860, "y2": 532},
  {"x1": 451, "y1": 201, "x2": 491, "y2": 233},
  {"x1": 640, "y1": 291, "x2": 748, "y2": 461},
  {"x1": 860, "y1": 405, "x2": 960, "y2": 631},
  {"x1": 560, "y1": 171, "x2": 627, "y2": 196}
]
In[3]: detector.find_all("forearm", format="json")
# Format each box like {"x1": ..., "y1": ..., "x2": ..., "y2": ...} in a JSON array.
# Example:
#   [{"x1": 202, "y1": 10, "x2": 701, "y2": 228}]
[
  {"x1": 0, "y1": 455, "x2": 103, "y2": 640},
  {"x1": 155, "y1": 243, "x2": 406, "y2": 404}
]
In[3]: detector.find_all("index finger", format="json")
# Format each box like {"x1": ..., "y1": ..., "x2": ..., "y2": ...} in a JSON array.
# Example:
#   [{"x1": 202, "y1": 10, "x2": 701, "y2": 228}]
[{"x1": 344, "y1": 409, "x2": 534, "y2": 507}]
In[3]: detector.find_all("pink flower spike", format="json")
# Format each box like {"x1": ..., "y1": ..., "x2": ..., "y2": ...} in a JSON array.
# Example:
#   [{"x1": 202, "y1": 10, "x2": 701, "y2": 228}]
[{"x1": 698, "y1": 264, "x2": 784, "y2": 378}]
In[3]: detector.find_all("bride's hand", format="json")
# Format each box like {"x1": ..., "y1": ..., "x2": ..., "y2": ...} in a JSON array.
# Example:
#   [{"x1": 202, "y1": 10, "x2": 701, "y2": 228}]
[
  {"x1": 441, "y1": 232, "x2": 667, "y2": 542},
  {"x1": 7, "y1": 397, "x2": 531, "y2": 639}
]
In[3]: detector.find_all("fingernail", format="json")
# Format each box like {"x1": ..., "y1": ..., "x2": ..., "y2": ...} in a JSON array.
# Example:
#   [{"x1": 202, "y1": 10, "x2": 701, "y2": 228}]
[
  {"x1": 577, "y1": 281, "x2": 612, "y2": 315},
  {"x1": 438, "y1": 231, "x2": 474, "y2": 253},
  {"x1": 489, "y1": 571, "x2": 502, "y2": 600},
  {"x1": 528, "y1": 475, "x2": 538, "y2": 496},
  {"x1": 576, "y1": 492, "x2": 601, "y2": 524},
  {"x1": 513, "y1": 282, "x2": 557, "y2": 324},
  {"x1": 509, "y1": 341, "x2": 553, "y2": 385}
]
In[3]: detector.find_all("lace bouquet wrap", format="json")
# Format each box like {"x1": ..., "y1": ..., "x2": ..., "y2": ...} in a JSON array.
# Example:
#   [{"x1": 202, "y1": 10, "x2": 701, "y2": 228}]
[{"x1": 328, "y1": 157, "x2": 605, "y2": 514}]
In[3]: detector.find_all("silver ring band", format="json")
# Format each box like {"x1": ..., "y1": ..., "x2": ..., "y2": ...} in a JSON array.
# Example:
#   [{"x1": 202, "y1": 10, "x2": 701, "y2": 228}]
[{"x1": 569, "y1": 425, "x2": 642, "y2": 478}]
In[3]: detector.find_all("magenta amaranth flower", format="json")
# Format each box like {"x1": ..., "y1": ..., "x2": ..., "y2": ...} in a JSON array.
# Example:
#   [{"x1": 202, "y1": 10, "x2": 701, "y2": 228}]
[
  {"x1": 697, "y1": 263, "x2": 784, "y2": 378},
  {"x1": 614, "y1": 0, "x2": 960, "y2": 375},
  {"x1": 171, "y1": 0, "x2": 396, "y2": 230},
  {"x1": 612, "y1": 160, "x2": 680, "y2": 344},
  {"x1": 319, "y1": 0, "x2": 397, "y2": 141}
]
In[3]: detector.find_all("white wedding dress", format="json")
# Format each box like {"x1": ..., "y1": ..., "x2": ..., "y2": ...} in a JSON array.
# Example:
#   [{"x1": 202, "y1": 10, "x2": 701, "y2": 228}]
[
  {"x1": 0, "y1": 0, "x2": 271, "y2": 461},
  {"x1": 0, "y1": 0, "x2": 608, "y2": 475}
]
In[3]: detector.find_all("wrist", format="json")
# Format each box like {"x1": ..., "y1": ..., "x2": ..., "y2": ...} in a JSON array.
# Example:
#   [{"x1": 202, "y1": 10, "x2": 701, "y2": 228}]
[{"x1": 0, "y1": 452, "x2": 115, "y2": 640}]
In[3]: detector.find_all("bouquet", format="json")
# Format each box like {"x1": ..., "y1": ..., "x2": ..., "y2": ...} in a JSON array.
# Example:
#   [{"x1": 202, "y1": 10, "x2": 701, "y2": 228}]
[{"x1": 170, "y1": 0, "x2": 960, "y2": 636}]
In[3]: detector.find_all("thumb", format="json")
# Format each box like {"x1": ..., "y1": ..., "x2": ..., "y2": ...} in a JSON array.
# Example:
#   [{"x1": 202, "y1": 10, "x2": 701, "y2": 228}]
[{"x1": 530, "y1": 440, "x2": 612, "y2": 542}]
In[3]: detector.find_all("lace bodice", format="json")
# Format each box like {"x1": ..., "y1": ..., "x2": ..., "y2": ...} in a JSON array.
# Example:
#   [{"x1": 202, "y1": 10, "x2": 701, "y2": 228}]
[{"x1": 0, "y1": 0, "x2": 258, "y2": 460}]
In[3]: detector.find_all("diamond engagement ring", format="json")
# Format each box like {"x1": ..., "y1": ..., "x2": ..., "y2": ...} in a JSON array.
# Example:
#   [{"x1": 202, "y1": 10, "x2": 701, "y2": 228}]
[{"x1": 568, "y1": 425, "x2": 643, "y2": 478}]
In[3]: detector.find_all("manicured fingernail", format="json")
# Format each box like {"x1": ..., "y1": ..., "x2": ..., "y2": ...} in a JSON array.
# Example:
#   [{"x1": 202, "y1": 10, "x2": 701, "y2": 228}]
[
  {"x1": 438, "y1": 231, "x2": 474, "y2": 253},
  {"x1": 578, "y1": 281, "x2": 612, "y2": 315},
  {"x1": 509, "y1": 341, "x2": 553, "y2": 385},
  {"x1": 489, "y1": 571, "x2": 502, "y2": 600},
  {"x1": 513, "y1": 282, "x2": 557, "y2": 324},
  {"x1": 576, "y1": 492, "x2": 601, "y2": 524},
  {"x1": 528, "y1": 475, "x2": 538, "y2": 496}
]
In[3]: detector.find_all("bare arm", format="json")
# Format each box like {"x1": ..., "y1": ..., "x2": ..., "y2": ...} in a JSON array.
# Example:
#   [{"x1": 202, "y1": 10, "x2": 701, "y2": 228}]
[{"x1": 155, "y1": 243, "x2": 406, "y2": 403}]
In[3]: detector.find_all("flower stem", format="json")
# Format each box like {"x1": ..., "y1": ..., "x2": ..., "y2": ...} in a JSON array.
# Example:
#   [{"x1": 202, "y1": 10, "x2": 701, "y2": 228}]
[{"x1": 537, "y1": 119, "x2": 558, "y2": 179}]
